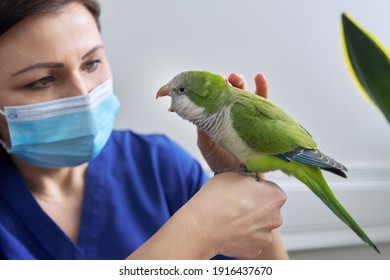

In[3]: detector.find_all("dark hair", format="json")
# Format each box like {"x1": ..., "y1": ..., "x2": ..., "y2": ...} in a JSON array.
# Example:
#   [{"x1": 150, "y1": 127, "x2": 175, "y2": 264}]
[{"x1": 0, "y1": 0, "x2": 101, "y2": 37}]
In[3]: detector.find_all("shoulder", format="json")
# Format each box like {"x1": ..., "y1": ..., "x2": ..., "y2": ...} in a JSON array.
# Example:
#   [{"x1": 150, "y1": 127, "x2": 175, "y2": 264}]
[
  {"x1": 96, "y1": 129, "x2": 209, "y2": 208},
  {"x1": 107, "y1": 130, "x2": 191, "y2": 160},
  {"x1": 101, "y1": 130, "x2": 208, "y2": 184}
]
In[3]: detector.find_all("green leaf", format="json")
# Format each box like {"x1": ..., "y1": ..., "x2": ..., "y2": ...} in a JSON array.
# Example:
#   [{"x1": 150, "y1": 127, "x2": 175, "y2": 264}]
[{"x1": 341, "y1": 12, "x2": 390, "y2": 124}]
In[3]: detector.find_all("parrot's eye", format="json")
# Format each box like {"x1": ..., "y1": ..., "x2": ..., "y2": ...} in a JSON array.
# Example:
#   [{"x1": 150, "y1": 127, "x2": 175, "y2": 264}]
[{"x1": 178, "y1": 87, "x2": 187, "y2": 94}]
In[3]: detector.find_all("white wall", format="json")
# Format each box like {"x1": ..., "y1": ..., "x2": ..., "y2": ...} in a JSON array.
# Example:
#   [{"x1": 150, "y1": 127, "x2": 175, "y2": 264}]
[{"x1": 99, "y1": 0, "x2": 390, "y2": 259}]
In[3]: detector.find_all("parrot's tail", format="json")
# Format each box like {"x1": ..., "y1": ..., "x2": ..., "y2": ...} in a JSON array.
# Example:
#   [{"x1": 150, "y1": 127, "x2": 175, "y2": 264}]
[{"x1": 286, "y1": 165, "x2": 380, "y2": 253}]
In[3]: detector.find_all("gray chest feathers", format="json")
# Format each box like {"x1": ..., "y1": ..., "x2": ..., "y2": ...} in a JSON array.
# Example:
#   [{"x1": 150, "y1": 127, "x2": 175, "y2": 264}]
[{"x1": 192, "y1": 105, "x2": 255, "y2": 161}]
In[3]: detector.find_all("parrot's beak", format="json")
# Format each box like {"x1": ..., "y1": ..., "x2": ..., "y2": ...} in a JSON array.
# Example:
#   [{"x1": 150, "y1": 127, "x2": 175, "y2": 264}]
[
  {"x1": 156, "y1": 85, "x2": 170, "y2": 99},
  {"x1": 156, "y1": 85, "x2": 174, "y2": 112}
]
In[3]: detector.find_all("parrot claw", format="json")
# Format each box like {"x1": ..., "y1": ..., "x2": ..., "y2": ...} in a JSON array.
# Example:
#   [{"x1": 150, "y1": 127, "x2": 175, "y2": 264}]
[{"x1": 214, "y1": 166, "x2": 261, "y2": 182}]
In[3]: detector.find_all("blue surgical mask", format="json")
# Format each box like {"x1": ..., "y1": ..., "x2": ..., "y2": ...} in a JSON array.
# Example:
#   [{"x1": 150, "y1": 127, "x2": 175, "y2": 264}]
[{"x1": 0, "y1": 77, "x2": 120, "y2": 167}]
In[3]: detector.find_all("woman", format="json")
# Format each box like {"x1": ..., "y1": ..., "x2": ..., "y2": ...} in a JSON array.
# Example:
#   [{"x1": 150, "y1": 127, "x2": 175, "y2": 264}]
[{"x1": 0, "y1": 0, "x2": 288, "y2": 260}]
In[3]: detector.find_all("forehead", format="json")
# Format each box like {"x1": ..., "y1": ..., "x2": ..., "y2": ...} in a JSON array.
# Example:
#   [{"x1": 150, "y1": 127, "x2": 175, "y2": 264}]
[{"x1": 0, "y1": 2, "x2": 102, "y2": 73}]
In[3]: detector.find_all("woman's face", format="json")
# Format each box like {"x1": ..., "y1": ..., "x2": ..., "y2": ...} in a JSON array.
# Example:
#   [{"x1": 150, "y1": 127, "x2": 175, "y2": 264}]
[{"x1": 0, "y1": 2, "x2": 111, "y2": 145}]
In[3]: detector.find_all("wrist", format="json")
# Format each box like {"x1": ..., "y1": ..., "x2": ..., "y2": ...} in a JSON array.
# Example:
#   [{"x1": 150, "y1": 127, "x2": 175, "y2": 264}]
[
  {"x1": 127, "y1": 201, "x2": 218, "y2": 260},
  {"x1": 177, "y1": 201, "x2": 219, "y2": 259}
]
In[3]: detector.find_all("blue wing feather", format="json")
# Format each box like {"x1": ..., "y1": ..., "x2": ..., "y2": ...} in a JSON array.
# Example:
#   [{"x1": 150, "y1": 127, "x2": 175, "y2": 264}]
[{"x1": 275, "y1": 148, "x2": 348, "y2": 178}]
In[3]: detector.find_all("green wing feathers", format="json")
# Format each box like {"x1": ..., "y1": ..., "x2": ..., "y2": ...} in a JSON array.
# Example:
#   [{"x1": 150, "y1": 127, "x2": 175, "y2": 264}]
[{"x1": 230, "y1": 90, "x2": 316, "y2": 155}]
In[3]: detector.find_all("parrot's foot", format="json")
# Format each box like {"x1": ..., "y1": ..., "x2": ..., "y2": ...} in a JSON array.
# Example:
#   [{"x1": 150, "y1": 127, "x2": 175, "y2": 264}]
[{"x1": 214, "y1": 166, "x2": 261, "y2": 182}]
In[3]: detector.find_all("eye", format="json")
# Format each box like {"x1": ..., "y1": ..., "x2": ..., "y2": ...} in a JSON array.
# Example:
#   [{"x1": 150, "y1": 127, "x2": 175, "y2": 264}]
[
  {"x1": 26, "y1": 76, "x2": 57, "y2": 90},
  {"x1": 82, "y1": 59, "x2": 102, "y2": 73},
  {"x1": 178, "y1": 87, "x2": 187, "y2": 94}
]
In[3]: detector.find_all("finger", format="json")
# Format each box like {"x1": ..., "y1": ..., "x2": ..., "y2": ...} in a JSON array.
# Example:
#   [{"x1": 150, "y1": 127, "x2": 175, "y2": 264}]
[
  {"x1": 254, "y1": 73, "x2": 268, "y2": 99},
  {"x1": 228, "y1": 73, "x2": 247, "y2": 90},
  {"x1": 197, "y1": 127, "x2": 214, "y2": 151}
]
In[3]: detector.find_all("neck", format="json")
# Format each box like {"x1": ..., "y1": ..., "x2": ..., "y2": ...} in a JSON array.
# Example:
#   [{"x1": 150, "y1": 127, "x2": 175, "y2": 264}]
[
  {"x1": 193, "y1": 105, "x2": 231, "y2": 141},
  {"x1": 10, "y1": 155, "x2": 88, "y2": 197}
]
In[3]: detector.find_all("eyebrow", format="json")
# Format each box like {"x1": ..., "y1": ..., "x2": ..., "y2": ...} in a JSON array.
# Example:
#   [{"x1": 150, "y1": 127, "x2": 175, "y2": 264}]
[
  {"x1": 11, "y1": 44, "x2": 105, "y2": 77},
  {"x1": 11, "y1": 62, "x2": 64, "y2": 77},
  {"x1": 82, "y1": 44, "x2": 104, "y2": 59}
]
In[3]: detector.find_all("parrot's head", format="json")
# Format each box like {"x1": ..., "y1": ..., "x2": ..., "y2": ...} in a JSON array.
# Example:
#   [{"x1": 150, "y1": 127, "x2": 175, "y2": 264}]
[{"x1": 156, "y1": 71, "x2": 228, "y2": 121}]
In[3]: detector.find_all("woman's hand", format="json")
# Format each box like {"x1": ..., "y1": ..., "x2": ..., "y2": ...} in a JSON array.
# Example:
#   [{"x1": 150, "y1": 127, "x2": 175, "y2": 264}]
[
  {"x1": 197, "y1": 73, "x2": 268, "y2": 172},
  {"x1": 128, "y1": 172, "x2": 286, "y2": 260},
  {"x1": 187, "y1": 172, "x2": 285, "y2": 259}
]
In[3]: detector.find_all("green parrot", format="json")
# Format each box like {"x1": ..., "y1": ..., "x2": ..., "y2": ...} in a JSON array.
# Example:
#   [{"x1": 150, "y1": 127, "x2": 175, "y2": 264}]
[{"x1": 156, "y1": 70, "x2": 379, "y2": 253}]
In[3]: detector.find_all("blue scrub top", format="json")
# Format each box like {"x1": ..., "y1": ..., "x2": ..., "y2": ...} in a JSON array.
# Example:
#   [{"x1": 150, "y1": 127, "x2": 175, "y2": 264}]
[{"x1": 0, "y1": 130, "x2": 231, "y2": 259}]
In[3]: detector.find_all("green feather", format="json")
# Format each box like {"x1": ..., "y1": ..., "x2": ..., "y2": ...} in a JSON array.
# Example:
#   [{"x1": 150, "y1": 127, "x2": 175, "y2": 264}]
[
  {"x1": 292, "y1": 165, "x2": 379, "y2": 253},
  {"x1": 230, "y1": 88, "x2": 316, "y2": 154},
  {"x1": 246, "y1": 155, "x2": 379, "y2": 253},
  {"x1": 176, "y1": 71, "x2": 229, "y2": 114}
]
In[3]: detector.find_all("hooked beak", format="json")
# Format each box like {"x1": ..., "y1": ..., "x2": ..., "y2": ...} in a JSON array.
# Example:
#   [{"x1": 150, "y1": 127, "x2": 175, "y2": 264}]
[
  {"x1": 156, "y1": 85, "x2": 174, "y2": 112},
  {"x1": 156, "y1": 85, "x2": 170, "y2": 99}
]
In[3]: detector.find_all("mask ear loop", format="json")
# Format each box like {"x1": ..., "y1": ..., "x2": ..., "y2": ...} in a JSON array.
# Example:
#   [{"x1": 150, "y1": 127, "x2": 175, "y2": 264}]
[{"x1": 0, "y1": 109, "x2": 11, "y2": 152}]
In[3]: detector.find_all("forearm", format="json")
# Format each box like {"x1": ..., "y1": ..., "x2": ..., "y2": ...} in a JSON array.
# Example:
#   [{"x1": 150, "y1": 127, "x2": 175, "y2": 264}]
[{"x1": 126, "y1": 205, "x2": 215, "y2": 260}]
